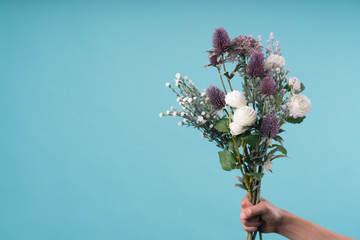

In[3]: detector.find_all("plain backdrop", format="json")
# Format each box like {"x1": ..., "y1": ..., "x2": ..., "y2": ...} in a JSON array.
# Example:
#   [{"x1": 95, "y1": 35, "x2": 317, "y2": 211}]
[{"x1": 0, "y1": 0, "x2": 359, "y2": 239}]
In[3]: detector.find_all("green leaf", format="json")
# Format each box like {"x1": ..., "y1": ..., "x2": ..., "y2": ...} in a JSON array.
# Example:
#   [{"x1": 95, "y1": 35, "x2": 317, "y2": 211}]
[
  {"x1": 273, "y1": 136, "x2": 284, "y2": 145},
  {"x1": 218, "y1": 150, "x2": 236, "y2": 171},
  {"x1": 271, "y1": 155, "x2": 288, "y2": 161},
  {"x1": 284, "y1": 84, "x2": 291, "y2": 91},
  {"x1": 300, "y1": 83, "x2": 305, "y2": 92},
  {"x1": 245, "y1": 172, "x2": 264, "y2": 180},
  {"x1": 286, "y1": 116, "x2": 306, "y2": 124},
  {"x1": 228, "y1": 138, "x2": 242, "y2": 154},
  {"x1": 214, "y1": 118, "x2": 230, "y2": 132},
  {"x1": 241, "y1": 135, "x2": 259, "y2": 149},
  {"x1": 268, "y1": 144, "x2": 287, "y2": 156}
]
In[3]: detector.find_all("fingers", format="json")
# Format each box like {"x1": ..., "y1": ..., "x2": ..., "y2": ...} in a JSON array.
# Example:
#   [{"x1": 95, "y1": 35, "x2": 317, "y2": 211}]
[
  {"x1": 245, "y1": 202, "x2": 268, "y2": 219},
  {"x1": 241, "y1": 195, "x2": 252, "y2": 209}
]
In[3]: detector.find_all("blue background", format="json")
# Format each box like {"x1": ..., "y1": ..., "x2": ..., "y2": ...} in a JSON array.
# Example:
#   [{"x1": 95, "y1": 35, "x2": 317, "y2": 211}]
[{"x1": 0, "y1": 0, "x2": 359, "y2": 239}]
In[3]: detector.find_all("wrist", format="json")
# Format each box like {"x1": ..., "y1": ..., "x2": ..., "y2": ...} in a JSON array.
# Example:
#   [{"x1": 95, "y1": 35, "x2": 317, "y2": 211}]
[{"x1": 276, "y1": 208, "x2": 292, "y2": 235}]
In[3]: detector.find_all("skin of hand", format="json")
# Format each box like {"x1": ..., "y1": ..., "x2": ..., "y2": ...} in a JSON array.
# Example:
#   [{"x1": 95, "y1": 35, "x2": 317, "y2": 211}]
[
  {"x1": 240, "y1": 194, "x2": 356, "y2": 240},
  {"x1": 240, "y1": 193, "x2": 284, "y2": 233}
]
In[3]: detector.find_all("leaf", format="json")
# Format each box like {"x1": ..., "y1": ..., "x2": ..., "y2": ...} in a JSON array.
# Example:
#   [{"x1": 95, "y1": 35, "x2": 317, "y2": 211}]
[
  {"x1": 300, "y1": 83, "x2": 305, "y2": 92},
  {"x1": 270, "y1": 155, "x2": 288, "y2": 161},
  {"x1": 286, "y1": 116, "x2": 306, "y2": 124},
  {"x1": 218, "y1": 150, "x2": 236, "y2": 171},
  {"x1": 241, "y1": 135, "x2": 259, "y2": 149},
  {"x1": 228, "y1": 138, "x2": 241, "y2": 153},
  {"x1": 245, "y1": 172, "x2": 264, "y2": 181},
  {"x1": 268, "y1": 144, "x2": 287, "y2": 156},
  {"x1": 214, "y1": 118, "x2": 230, "y2": 132},
  {"x1": 233, "y1": 183, "x2": 247, "y2": 190},
  {"x1": 273, "y1": 136, "x2": 284, "y2": 145}
]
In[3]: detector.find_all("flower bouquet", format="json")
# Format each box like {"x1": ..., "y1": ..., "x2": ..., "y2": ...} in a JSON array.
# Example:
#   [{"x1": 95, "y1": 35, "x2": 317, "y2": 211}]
[{"x1": 160, "y1": 28, "x2": 311, "y2": 239}]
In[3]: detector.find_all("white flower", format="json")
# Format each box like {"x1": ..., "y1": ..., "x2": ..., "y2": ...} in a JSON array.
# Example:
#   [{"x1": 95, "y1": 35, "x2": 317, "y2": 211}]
[
  {"x1": 201, "y1": 111, "x2": 205, "y2": 115},
  {"x1": 183, "y1": 119, "x2": 187, "y2": 123},
  {"x1": 180, "y1": 112, "x2": 185, "y2": 117},
  {"x1": 159, "y1": 113, "x2": 163, "y2": 118},
  {"x1": 175, "y1": 80, "x2": 179, "y2": 87},
  {"x1": 209, "y1": 124, "x2": 214, "y2": 129},
  {"x1": 187, "y1": 98, "x2": 192, "y2": 103},
  {"x1": 175, "y1": 73, "x2": 181, "y2": 79},
  {"x1": 233, "y1": 106, "x2": 257, "y2": 127},
  {"x1": 263, "y1": 160, "x2": 272, "y2": 172},
  {"x1": 172, "y1": 111, "x2": 177, "y2": 116},
  {"x1": 265, "y1": 54, "x2": 285, "y2": 70},
  {"x1": 288, "y1": 94, "x2": 311, "y2": 117},
  {"x1": 225, "y1": 90, "x2": 247, "y2": 108},
  {"x1": 165, "y1": 82, "x2": 170, "y2": 87},
  {"x1": 170, "y1": 106, "x2": 174, "y2": 110},
  {"x1": 166, "y1": 110, "x2": 170, "y2": 115},
  {"x1": 287, "y1": 77, "x2": 301, "y2": 92},
  {"x1": 229, "y1": 121, "x2": 248, "y2": 135},
  {"x1": 201, "y1": 92, "x2": 206, "y2": 97},
  {"x1": 178, "y1": 122, "x2": 182, "y2": 127},
  {"x1": 200, "y1": 101, "x2": 204, "y2": 105}
]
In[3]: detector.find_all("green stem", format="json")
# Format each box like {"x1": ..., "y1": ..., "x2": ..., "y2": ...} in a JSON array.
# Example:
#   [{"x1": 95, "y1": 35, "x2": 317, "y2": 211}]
[
  {"x1": 221, "y1": 54, "x2": 233, "y2": 91},
  {"x1": 217, "y1": 67, "x2": 227, "y2": 94}
]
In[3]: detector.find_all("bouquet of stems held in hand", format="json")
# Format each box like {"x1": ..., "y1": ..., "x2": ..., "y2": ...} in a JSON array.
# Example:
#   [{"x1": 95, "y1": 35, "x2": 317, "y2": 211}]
[{"x1": 160, "y1": 28, "x2": 311, "y2": 240}]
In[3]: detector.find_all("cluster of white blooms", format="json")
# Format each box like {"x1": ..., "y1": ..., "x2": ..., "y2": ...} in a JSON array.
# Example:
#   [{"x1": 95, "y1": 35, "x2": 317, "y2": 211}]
[
  {"x1": 265, "y1": 54, "x2": 285, "y2": 70},
  {"x1": 287, "y1": 77, "x2": 301, "y2": 92},
  {"x1": 225, "y1": 90, "x2": 257, "y2": 135}
]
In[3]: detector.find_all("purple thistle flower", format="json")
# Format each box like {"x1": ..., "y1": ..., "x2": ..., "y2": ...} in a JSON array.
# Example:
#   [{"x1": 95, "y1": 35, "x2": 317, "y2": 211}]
[
  {"x1": 247, "y1": 51, "x2": 264, "y2": 77},
  {"x1": 261, "y1": 114, "x2": 279, "y2": 139},
  {"x1": 206, "y1": 85, "x2": 226, "y2": 111},
  {"x1": 260, "y1": 76, "x2": 275, "y2": 95},
  {"x1": 212, "y1": 27, "x2": 231, "y2": 54}
]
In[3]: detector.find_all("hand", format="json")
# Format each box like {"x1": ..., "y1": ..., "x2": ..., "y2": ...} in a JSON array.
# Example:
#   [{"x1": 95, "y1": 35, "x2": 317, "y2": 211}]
[{"x1": 240, "y1": 193, "x2": 284, "y2": 233}]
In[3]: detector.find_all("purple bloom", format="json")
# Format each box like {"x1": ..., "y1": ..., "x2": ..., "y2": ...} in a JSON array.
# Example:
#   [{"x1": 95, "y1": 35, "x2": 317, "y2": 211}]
[
  {"x1": 260, "y1": 77, "x2": 275, "y2": 95},
  {"x1": 261, "y1": 114, "x2": 279, "y2": 139},
  {"x1": 229, "y1": 35, "x2": 262, "y2": 61},
  {"x1": 206, "y1": 85, "x2": 226, "y2": 111},
  {"x1": 212, "y1": 27, "x2": 231, "y2": 54},
  {"x1": 247, "y1": 51, "x2": 264, "y2": 77}
]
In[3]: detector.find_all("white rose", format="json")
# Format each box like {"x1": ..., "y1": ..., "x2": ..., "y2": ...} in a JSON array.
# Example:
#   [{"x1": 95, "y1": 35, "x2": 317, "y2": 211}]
[
  {"x1": 265, "y1": 54, "x2": 285, "y2": 70},
  {"x1": 225, "y1": 90, "x2": 247, "y2": 108},
  {"x1": 229, "y1": 121, "x2": 248, "y2": 135},
  {"x1": 288, "y1": 94, "x2": 311, "y2": 117},
  {"x1": 233, "y1": 106, "x2": 257, "y2": 126}
]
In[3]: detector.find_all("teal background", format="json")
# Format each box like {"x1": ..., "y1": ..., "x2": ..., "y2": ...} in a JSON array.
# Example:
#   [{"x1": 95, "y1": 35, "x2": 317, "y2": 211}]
[{"x1": 1, "y1": 0, "x2": 359, "y2": 239}]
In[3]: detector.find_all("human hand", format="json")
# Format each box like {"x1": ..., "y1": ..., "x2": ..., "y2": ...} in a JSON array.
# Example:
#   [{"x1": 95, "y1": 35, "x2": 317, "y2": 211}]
[{"x1": 240, "y1": 193, "x2": 284, "y2": 233}]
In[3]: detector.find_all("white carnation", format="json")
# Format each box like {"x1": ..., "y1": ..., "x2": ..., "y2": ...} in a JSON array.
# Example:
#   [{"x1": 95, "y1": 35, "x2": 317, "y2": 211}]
[
  {"x1": 233, "y1": 106, "x2": 257, "y2": 126},
  {"x1": 265, "y1": 54, "x2": 285, "y2": 70},
  {"x1": 288, "y1": 94, "x2": 311, "y2": 117},
  {"x1": 229, "y1": 121, "x2": 248, "y2": 135},
  {"x1": 225, "y1": 90, "x2": 247, "y2": 109}
]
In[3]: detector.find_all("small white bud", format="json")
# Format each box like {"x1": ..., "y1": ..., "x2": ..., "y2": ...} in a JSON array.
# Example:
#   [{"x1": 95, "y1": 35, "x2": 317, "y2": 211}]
[
  {"x1": 178, "y1": 122, "x2": 182, "y2": 127},
  {"x1": 159, "y1": 113, "x2": 163, "y2": 118},
  {"x1": 166, "y1": 110, "x2": 170, "y2": 115},
  {"x1": 201, "y1": 111, "x2": 205, "y2": 115},
  {"x1": 175, "y1": 73, "x2": 181, "y2": 79},
  {"x1": 173, "y1": 111, "x2": 177, "y2": 116},
  {"x1": 209, "y1": 124, "x2": 214, "y2": 128},
  {"x1": 165, "y1": 82, "x2": 170, "y2": 87},
  {"x1": 180, "y1": 112, "x2": 185, "y2": 117}
]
